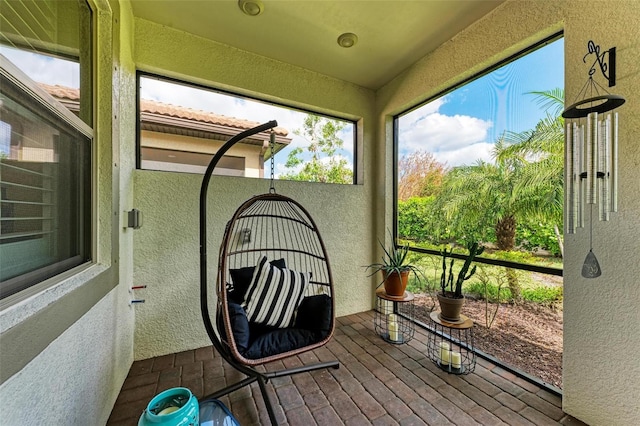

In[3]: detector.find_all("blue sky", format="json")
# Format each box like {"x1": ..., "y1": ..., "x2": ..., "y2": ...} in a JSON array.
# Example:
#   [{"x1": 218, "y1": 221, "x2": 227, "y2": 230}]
[{"x1": 398, "y1": 38, "x2": 564, "y2": 167}]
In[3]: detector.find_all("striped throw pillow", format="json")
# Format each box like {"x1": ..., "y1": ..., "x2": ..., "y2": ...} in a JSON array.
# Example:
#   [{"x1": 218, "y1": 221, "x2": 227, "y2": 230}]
[{"x1": 243, "y1": 256, "x2": 309, "y2": 328}]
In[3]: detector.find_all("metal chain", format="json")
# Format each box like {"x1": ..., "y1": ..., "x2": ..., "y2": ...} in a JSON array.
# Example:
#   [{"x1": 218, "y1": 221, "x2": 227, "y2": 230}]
[{"x1": 269, "y1": 130, "x2": 276, "y2": 193}]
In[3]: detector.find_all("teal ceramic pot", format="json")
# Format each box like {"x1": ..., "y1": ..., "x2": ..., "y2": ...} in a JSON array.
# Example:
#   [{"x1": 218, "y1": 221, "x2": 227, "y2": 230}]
[{"x1": 138, "y1": 387, "x2": 199, "y2": 426}]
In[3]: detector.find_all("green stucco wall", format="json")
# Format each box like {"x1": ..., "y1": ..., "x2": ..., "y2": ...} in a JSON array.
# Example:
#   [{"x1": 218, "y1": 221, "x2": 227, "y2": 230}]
[
  {"x1": 562, "y1": 2, "x2": 640, "y2": 424},
  {"x1": 377, "y1": 1, "x2": 640, "y2": 424},
  {"x1": 131, "y1": 18, "x2": 378, "y2": 360},
  {"x1": 0, "y1": 0, "x2": 136, "y2": 424}
]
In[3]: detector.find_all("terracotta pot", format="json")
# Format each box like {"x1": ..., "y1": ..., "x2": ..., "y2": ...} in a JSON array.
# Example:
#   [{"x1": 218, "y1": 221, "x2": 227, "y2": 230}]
[
  {"x1": 382, "y1": 270, "x2": 410, "y2": 297},
  {"x1": 437, "y1": 292, "x2": 465, "y2": 322}
]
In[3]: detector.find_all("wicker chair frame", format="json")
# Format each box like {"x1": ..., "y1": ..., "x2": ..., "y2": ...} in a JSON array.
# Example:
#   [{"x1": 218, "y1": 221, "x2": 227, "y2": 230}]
[{"x1": 199, "y1": 121, "x2": 339, "y2": 424}]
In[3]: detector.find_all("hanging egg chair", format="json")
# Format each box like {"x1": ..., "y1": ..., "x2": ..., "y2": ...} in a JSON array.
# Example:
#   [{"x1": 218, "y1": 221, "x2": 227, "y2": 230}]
[{"x1": 199, "y1": 121, "x2": 339, "y2": 424}]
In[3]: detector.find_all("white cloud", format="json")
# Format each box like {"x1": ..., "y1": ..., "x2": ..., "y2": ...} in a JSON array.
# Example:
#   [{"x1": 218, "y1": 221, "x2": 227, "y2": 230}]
[
  {"x1": 433, "y1": 142, "x2": 494, "y2": 167},
  {"x1": 398, "y1": 95, "x2": 494, "y2": 167},
  {"x1": 338, "y1": 127, "x2": 355, "y2": 157},
  {"x1": 1, "y1": 47, "x2": 79, "y2": 88},
  {"x1": 274, "y1": 162, "x2": 294, "y2": 178},
  {"x1": 399, "y1": 112, "x2": 492, "y2": 152}
]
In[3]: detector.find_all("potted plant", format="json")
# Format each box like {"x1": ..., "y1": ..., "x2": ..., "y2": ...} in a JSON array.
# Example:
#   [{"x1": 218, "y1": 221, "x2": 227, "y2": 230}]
[
  {"x1": 438, "y1": 241, "x2": 484, "y2": 322},
  {"x1": 365, "y1": 232, "x2": 423, "y2": 297}
]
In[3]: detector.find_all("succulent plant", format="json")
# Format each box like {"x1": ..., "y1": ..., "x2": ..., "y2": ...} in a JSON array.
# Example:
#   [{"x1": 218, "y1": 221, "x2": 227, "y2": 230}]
[
  {"x1": 365, "y1": 230, "x2": 423, "y2": 289},
  {"x1": 440, "y1": 242, "x2": 484, "y2": 298}
]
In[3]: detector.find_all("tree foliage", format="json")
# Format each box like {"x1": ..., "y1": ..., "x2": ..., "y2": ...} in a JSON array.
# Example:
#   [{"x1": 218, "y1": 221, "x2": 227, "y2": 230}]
[
  {"x1": 397, "y1": 196, "x2": 435, "y2": 242},
  {"x1": 397, "y1": 89, "x2": 566, "y2": 298},
  {"x1": 429, "y1": 89, "x2": 565, "y2": 246},
  {"x1": 281, "y1": 115, "x2": 353, "y2": 184},
  {"x1": 397, "y1": 150, "x2": 447, "y2": 200}
]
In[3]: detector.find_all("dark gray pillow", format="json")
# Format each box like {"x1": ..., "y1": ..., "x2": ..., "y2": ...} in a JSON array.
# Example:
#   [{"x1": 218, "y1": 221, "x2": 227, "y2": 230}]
[
  {"x1": 294, "y1": 294, "x2": 332, "y2": 336},
  {"x1": 226, "y1": 302, "x2": 250, "y2": 354}
]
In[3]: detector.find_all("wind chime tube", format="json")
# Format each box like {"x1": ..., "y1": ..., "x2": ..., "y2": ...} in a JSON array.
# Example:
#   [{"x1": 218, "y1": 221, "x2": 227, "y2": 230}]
[
  {"x1": 578, "y1": 123, "x2": 585, "y2": 229},
  {"x1": 565, "y1": 123, "x2": 575, "y2": 234},
  {"x1": 599, "y1": 116, "x2": 610, "y2": 221},
  {"x1": 573, "y1": 123, "x2": 580, "y2": 232},
  {"x1": 611, "y1": 112, "x2": 619, "y2": 212},
  {"x1": 586, "y1": 112, "x2": 598, "y2": 204}
]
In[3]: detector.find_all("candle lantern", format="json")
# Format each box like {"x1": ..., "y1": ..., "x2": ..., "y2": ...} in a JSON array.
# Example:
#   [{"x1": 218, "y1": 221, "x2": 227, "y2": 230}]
[{"x1": 388, "y1": 314, "x2": 399, "y2": 342}]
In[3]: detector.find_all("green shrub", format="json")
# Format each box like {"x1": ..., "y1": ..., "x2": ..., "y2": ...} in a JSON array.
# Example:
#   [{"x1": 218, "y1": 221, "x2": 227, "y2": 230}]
[
  {"x1": 494, "y1": 250, "x2": 538, "y2": 264},
  {"x1": 516, "y1": 221, "x2": 562, "y2": 256},
  {"x1": 398, "y1": 251, "x2": 563, "y2": 305},
  {"x1": 521, "y1": 286, "x2": 563, "y2": 303},
  {"x1": 397, "y1": 197, "x2": 434, "y2": 243},
  {"x1": 406, "y1": 255, "x2": 439, "y2": 294},
  {"x1": 406, "y1": 276, "x2": 433, "y2": 293},
  {"x1": 465, "y1": 281, "x2": 512, "y2": 303},
  {"x1": 465, "y1": 278, "x2": 562, "y2": 304}
]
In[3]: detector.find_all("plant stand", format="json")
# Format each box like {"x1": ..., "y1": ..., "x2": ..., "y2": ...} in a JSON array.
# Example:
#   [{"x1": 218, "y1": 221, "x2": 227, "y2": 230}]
[
  {"x1": 427, "y1": 311, "x2": 476, "y2": 375},
  {"x1": 374, "y1": 289, "x2": 415, "y2": 344}
]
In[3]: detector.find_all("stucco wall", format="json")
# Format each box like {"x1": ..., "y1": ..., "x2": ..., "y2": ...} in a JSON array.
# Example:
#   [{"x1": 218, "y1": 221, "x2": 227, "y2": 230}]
[
  {"x1": 377, "y1": 1, "x2": 640, "y2": 424},
  {"x1": 0, "y1": 0, "x2": 137, "y2": 423},
  {"x1": 561, "y1": 2, "x2": 640, "y2": 425},
  {"x1": 0, "y1": 286, "x2": 132, "y2": 424},
  {"x1": 132, "y1": 18, "x2": 378, "y2": 360}
]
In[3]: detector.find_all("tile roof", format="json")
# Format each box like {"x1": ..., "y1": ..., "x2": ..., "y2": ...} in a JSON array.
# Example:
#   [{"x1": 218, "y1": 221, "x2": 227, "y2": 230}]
[
  {"x1": 38, "y1": 83, "x2": 289, "y2": 136},
  {"x1": 40, "y1": 83, "x2": 79, "y2": 101}
]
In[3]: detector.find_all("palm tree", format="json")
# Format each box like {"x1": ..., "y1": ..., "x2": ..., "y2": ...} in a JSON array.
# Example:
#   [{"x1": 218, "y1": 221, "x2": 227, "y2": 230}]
[{"x1": 431, "y1": 89, "x2": 564, "y2": 299}]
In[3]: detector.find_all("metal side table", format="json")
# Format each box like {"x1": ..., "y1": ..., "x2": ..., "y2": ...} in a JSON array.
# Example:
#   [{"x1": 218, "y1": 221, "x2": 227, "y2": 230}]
[
  {"x1": 427, "y1": 311, "x2": 476, "y2": 374},
  {"x1": 374, "y1": 288, "x2": 415, "y2": 344}
]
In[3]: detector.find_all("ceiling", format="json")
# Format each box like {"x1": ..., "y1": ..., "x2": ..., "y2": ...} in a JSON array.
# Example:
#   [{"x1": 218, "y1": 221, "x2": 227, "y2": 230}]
[{"x1": 130, "y1": 0, "x2": 505, "y2": 90}]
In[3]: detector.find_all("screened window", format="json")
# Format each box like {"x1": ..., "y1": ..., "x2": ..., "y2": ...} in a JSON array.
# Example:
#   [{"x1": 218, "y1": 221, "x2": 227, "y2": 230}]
[
  {"x1": 395, "y1": 36, "x2": 564, "y2": 272},
  {"x1": 137, "y1": 74, "x2": 356, "y2": 184},
  {"x1": 0, "y1": 0, "x2": 92, "y2": 300}
]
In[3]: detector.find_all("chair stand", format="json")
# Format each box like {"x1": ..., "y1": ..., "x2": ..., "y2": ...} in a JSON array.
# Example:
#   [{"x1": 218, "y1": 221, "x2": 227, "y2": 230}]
[{"x1": 200, "y1": 359, "x2": 339, "y2": 425}]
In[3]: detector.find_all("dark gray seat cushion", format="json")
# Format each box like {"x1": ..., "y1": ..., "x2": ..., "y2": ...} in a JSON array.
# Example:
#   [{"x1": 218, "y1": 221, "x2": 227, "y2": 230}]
[{"x1": 225, "y1": 294, "x2": 331, "y2": 360}]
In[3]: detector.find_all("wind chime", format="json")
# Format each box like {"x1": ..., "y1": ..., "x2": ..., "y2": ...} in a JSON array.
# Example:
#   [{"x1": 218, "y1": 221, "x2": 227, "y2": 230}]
[{"x1": 562, "y1": 40, "x2": 625, "y2": 278}]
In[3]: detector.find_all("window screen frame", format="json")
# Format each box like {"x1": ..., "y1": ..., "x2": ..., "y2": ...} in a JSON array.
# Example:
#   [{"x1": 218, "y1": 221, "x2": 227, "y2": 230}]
[
  {"x1": 0, "y1": 42, "x2": 93, "y2": 300},
  {"x1": 392, "y1": 32, "x2": 564, "y2": 276},
  {"x1": 136, "y1": 71, "x2": 358, "y2": 184}
]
